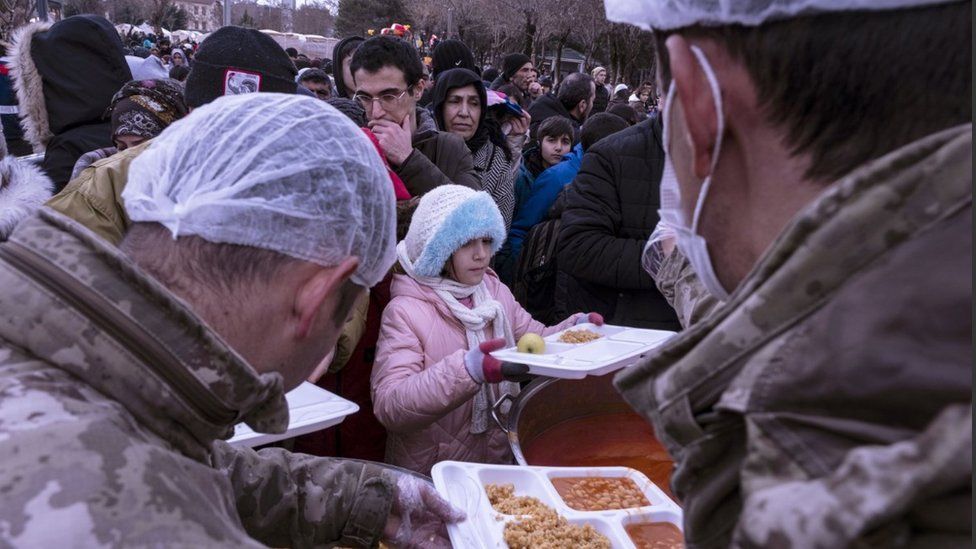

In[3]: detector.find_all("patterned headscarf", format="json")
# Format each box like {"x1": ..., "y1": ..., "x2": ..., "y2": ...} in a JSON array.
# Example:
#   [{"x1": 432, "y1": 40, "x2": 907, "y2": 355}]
[{"x1": 109, "y1": 79, "x2": 188, "y2": 141}]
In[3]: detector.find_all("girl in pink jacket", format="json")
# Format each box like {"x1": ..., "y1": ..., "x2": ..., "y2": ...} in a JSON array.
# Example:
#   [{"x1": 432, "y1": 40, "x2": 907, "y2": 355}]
[{"x1": 372, "y1": 185, "x2": 602, "y2": 475}]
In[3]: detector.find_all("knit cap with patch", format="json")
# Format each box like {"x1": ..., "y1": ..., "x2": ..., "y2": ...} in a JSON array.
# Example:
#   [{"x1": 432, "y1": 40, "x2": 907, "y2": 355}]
[
  {"x1": 403, "y1": 184, "x2": 506, "y2": 277},
  {"x1": 184, "y1": 26, "x2": 298, "y2": 108}
]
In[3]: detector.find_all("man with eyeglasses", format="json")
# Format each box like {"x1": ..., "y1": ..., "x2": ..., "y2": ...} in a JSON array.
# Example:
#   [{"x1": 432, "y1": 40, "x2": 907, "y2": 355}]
[{"x1": 350, "y1": 36, "x2": 480, "y2": 196}]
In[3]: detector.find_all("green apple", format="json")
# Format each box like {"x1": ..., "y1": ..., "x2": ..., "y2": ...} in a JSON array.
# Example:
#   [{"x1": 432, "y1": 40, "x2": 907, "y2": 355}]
[{"x1": 517, "y1": 333, "x2": 546, "y2": 354}]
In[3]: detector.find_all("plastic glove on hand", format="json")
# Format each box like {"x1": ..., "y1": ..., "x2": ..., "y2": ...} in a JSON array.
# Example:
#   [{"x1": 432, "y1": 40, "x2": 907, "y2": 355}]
[
  {"x1": 464, "y1": 338, "x2": 530, "y2": 384},
  {"x1": 383, "y1": 474, "x2": 465, "y2": 549},
  {"x1": 575, "y1": 312, "x2": 605, "y2": 326}
]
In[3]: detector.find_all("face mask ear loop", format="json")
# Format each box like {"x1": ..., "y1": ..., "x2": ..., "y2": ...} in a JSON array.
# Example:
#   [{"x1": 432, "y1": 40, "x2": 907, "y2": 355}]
[{"x1": 688, "y1": 45, "x2": 725, "y2": 235}]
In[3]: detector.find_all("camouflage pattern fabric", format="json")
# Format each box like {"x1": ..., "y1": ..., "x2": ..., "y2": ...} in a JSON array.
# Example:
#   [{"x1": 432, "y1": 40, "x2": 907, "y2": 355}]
[
  {"x1": 0, "y1": 209, "x2": 394, "y2": 547},
  {"x1": 653, "y1": 246, "x2": 721, "y2": 329},
  {"x1": 615, "y1": 124, "x2": 973, "y2": 548}
]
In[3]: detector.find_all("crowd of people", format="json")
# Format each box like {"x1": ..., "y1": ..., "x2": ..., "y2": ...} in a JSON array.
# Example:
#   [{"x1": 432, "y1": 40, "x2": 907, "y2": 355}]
[{"x1": 0, "y1": 0, "x2": 970, "y2": 547}]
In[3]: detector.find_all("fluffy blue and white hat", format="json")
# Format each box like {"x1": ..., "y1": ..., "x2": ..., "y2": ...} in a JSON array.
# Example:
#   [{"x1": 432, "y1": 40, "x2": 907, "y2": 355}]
[{"x1": 403, "y1": 185, "x2": 506, "y2": 277}]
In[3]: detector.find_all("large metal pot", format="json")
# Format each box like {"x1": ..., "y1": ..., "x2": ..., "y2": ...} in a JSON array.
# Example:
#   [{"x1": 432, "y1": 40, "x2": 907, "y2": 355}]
[
  {"x1": 492, "y1": 373, "x2": 676, "y2": 498},
  {"x1": 492, "y1": 373, "x2": 635, "y2": 465}
]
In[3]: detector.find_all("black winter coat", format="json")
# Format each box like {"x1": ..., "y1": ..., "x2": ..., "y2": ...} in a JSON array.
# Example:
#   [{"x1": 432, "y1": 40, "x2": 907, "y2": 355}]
[
  {"x1": 555, "y1": 117, "x2": 679, "y2": 330},
  {"x1": 592, "y1": 84, "x2": 610, "y2": 114},
  {"x1": 14, "y1": 16, "x2": 131, "y2": 191},
  {"x1": 527, "y1": 94, "x2": 581, "y2": 142}
]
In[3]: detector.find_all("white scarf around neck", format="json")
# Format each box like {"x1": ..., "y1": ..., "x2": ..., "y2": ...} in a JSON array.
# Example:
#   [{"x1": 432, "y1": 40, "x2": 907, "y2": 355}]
[{"x1": 396, "y1": 241, "x2": 519, "y2": 434}]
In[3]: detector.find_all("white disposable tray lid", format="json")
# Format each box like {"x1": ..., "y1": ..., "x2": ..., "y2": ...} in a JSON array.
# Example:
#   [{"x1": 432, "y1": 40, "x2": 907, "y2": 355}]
[
  {"x1": 491, "y1": 323, "x2": 675, "y2": 379},
  {"x1": 432, "y1": 461, "x2": 683, "y2": 549},
  {"x1": 228, "y1": 382, "x2": 359, "y2": 447}
]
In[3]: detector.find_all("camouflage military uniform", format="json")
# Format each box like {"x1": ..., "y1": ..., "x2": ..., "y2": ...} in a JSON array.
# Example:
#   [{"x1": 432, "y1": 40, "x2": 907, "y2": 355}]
[
  {"x1": 0, "y1": 210, "x2": 394, "y2": 547},
  {"x1": 615, "y1": 124, "x2": 972, "y2": 548}
]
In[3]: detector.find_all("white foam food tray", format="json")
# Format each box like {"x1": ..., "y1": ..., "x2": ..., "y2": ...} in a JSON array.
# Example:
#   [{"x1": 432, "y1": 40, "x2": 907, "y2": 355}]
[
  {"x1": 228, "y1": 382, "x2": 359, "y2": 447},
  {"x1": 492, "y1": 323, "x2": 675, "y2": 379},
  {"x1": 432, "y1": 461, "x2": 682, "y2": 549}
]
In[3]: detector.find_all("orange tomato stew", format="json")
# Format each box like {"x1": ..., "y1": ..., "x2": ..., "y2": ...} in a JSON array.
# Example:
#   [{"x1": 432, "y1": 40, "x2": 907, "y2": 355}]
[
  {"x1": 624, "y1": 522, "x2": 684, "y2": 549},
  {"x1": 551, "y1": 476, "x2": 650, "y2": 511}
]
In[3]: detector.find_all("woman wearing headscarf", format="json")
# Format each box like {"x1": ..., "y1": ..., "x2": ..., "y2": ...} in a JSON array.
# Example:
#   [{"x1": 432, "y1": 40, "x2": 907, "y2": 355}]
[
  {"x1": 70, "y1": 78, "x2": 188, "y2": 180},
  {"x1": 432, "y1": 68, "x2": 528, "y2": 230}
]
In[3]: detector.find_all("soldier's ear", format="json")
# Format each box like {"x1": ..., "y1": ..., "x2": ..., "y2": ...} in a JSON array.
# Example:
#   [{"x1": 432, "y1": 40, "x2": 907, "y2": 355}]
[{"x1": 292, "y1": 257, "x2": 359, "y2": 340}]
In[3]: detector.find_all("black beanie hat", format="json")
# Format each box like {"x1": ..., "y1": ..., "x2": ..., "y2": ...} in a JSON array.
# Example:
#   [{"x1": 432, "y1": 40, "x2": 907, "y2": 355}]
[
  {"x1": 502, "y1": 53, "x2": 531, "y2": 80},
  {"x1": 184, "y1": 26, "x2": 298, "y2": 108},
  {"x1": 431, "y1": 39, "x2": 476, "y2": 79}
]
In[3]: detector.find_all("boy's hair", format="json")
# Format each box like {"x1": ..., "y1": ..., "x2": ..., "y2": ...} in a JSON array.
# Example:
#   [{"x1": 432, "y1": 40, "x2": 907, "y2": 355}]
[
  {"x1": 537, "y1": 116, "x2": 575, "y2": 143},
  {"x1": 349, "y1": 35, "x2": 424, "y2": 88},
  {"x1": 580, "y1": 113, "x2": 629, "y2": 151},
  {"x1": 655, "y1": 2, "x2": 970, "y2": 182},
  {"x1": 299, "y1": 68, "x2": 330, "y2": 85}
]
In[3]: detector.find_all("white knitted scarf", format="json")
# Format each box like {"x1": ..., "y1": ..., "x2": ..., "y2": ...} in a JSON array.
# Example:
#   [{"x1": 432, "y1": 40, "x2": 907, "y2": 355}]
[{"x1": 397, "y1": 241, "x2": 519, "y2": 434}]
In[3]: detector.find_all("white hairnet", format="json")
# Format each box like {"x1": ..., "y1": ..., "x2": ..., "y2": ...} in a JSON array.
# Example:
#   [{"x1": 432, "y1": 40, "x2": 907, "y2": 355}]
[
  {"x1": 122, "y1": 92, "x2": 397, "y2": 288},
  {"x1": 604, "y1": 0, "x2": 959, "y2": 30}
]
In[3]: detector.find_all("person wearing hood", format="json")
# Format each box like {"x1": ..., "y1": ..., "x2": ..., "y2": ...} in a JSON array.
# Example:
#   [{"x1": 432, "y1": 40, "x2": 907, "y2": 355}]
[
  {"x1": 527, "y1": 71, "x2": 596, "y2": 141},
  {"x1": 69, "y1": 78, "x2": 188, "y2": 180},
  {"x1": 332, "y1": 35, "x2": 365, "y2": 99},
  {"x1": 169, "y1": 48, "x2": 188, "y2": 69},
  {"x1": 432, "y1": 68, "x2": 529, "y2": 230},
  {"x1": 46, "y1": 26, "x2": 303, "y2": 245},
  {"x1": 350, "y1": 35, "x2": 480, "y2": 197},
  {"x1": 7, "y1": 15, "x2": 133, "y2": 191}
]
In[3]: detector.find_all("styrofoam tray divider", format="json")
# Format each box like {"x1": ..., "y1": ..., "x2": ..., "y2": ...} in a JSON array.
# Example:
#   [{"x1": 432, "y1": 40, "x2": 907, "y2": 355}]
[
  {"x1": 431, "y1": 461, "x2": 682, "y2": 549},
  {"x1": 492, "y1": 323, "x2": 676, "y2": 379}
]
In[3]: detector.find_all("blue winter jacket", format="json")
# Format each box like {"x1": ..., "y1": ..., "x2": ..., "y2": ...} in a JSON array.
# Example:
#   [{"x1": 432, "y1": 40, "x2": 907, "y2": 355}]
[{"x1": 494, "y1": 143, "x2": 583, "y2": 283}]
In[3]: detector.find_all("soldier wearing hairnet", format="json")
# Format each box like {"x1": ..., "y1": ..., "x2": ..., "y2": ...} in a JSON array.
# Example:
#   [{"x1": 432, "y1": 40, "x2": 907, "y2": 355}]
[
  {"x1": 0, "y1": 93, "x2": 463, "y2": 547},
  {"x1": 610, "y1": 0, "x2": 972, "y2": 547}
]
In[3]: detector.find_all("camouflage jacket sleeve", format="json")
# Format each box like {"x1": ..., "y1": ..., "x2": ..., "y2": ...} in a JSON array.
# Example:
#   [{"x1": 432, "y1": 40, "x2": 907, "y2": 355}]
[
  {"x1": 211, "y1": 441, "x2": 395, "y2": 548},
  {"x1": 733, "y1": 404, "x2": 972, "y2": 548},
  {"x1": 655, "y1": 247, "x2": 722, "y2": 328}
]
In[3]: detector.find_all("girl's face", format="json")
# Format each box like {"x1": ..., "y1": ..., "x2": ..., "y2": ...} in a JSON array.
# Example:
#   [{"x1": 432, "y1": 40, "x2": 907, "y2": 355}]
[
  {"x1": 446, "y1": 237, "x2": 493, "y2": 285},
  {"x1": 443, "y1": 84, "x2": 481, "y2": 141},
  {"x1": 540, "y1": 133, "x2": 572, "y2": 167}
]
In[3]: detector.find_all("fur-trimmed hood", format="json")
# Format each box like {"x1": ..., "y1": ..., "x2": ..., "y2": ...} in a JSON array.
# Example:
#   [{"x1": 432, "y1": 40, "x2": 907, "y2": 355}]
[
  {"x1": 0, "y1": 139, "x2": 54, "y2": 239},
  {"x1": 6, "y1": 15, "x2": 131, "y2": 153}
]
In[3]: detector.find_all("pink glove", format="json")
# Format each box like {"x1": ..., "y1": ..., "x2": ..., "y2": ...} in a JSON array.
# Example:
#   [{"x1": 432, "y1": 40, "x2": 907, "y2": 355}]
[
  {"x1": 575, "y1": 312, "x2": 605, "y2": 326},
  {"x1": 464, "y1": 338, "x2": 529, "y2": 384}
]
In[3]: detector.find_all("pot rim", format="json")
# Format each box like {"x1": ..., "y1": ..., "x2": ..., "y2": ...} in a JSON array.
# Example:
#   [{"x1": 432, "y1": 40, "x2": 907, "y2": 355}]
[{"x1": 506, "y1": 376, "x2": 559, "y2": 465}]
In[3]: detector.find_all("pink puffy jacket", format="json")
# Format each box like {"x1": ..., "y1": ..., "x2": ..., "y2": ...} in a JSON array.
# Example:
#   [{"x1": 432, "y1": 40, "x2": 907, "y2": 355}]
[{"x1": 372, "y1": 270, "x2": 580, "y2": 475}]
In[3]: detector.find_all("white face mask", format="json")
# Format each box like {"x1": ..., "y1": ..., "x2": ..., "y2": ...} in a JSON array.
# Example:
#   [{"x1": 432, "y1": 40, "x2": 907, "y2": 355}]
[{"x1": 659, "y1": 45, "x2": 730, "y2": 301}]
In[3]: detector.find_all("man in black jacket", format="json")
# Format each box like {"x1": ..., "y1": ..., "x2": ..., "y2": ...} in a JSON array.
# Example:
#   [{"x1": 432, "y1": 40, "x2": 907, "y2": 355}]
[
  {"x1": 527, "y1": 72, "x2": 595, "y2": 141},
  {"x1": 555, "y1": 116, "x2": 679, "y2": 330}
]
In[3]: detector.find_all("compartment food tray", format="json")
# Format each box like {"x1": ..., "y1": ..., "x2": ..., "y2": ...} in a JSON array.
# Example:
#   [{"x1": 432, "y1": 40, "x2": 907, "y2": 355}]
[
  {"x1": 432, "y1": 461, "x2": 682, "y2": 549},
  {"x1": 493, "y1": 323, "x2": 675, "y2": 379}
]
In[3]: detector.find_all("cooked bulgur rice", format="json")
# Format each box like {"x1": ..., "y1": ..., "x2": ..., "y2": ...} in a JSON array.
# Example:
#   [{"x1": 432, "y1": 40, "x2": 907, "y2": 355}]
[
  {"x1": 485, "y1": 483, "x2": 611, "y2": 549},
  {"x1": 557, "y1": 329, "x2": 603, "y2": 344}
]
